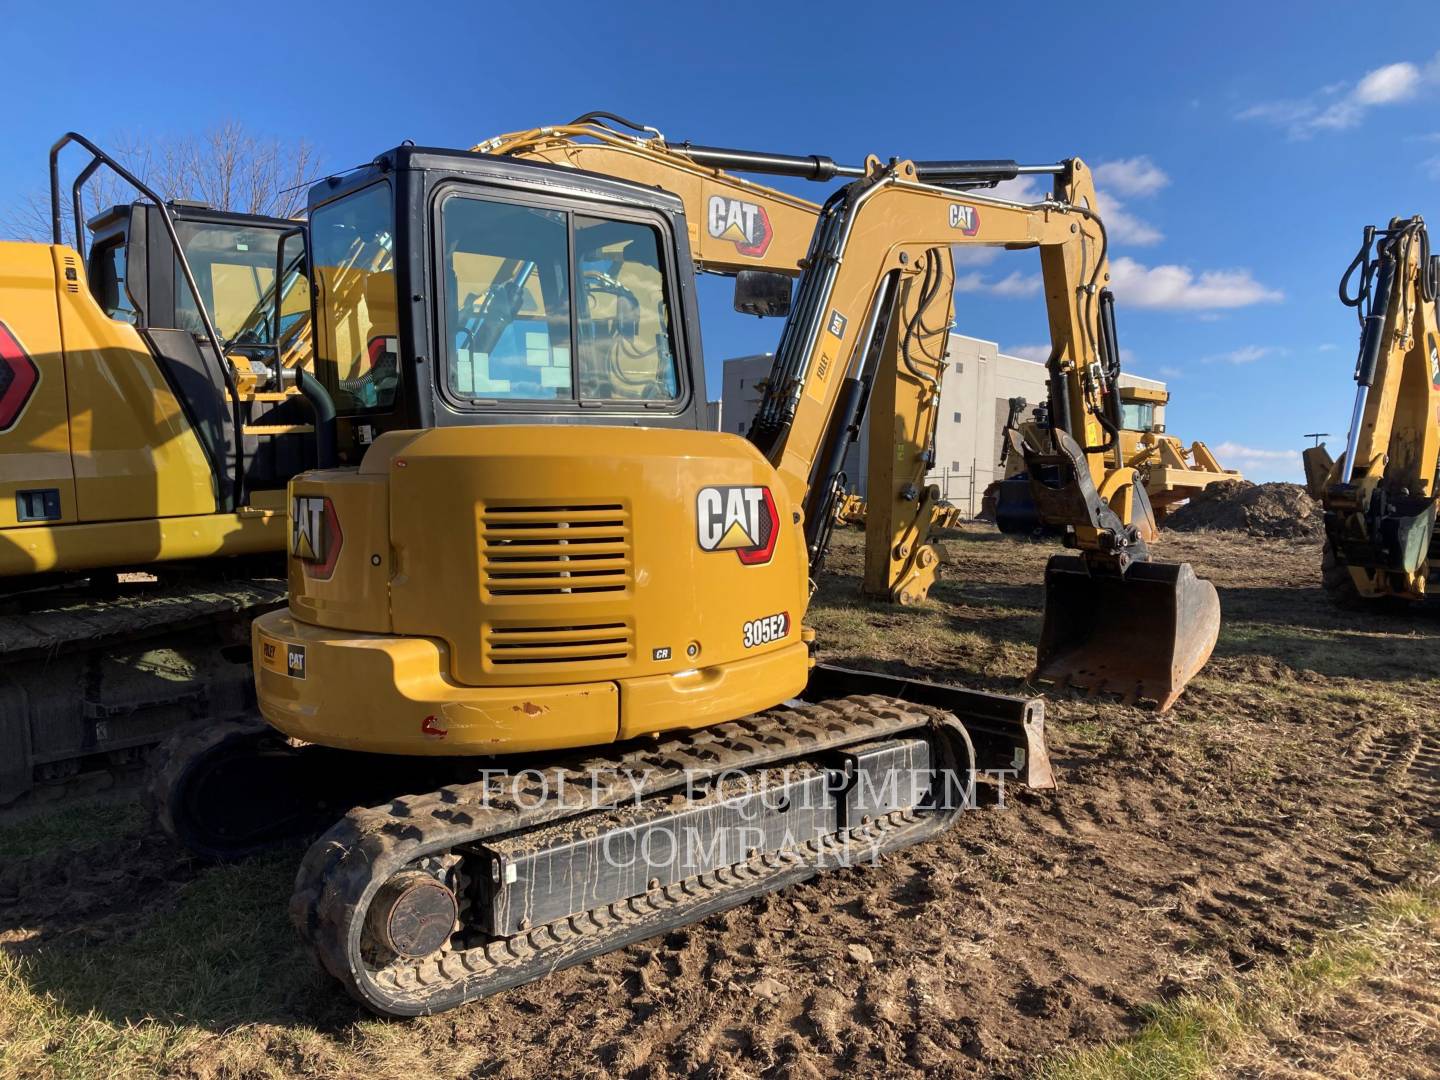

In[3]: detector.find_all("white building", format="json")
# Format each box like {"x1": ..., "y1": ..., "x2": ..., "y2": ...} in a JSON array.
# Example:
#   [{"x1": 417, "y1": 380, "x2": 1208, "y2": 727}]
[{"x1": 721, "y1": 336, "x2": 1166, "y2": 517}]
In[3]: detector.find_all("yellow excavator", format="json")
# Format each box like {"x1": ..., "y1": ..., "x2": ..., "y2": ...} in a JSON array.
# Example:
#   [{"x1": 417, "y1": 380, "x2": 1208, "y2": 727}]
[
  {"x1": 3, "y1": 118, "x2": 1216, "y2": 812},
  {"x1": 1305, "y1": 216, "x2": 1440, "y2": 603},
  {"x1": 0, "y1": 134, "x2": 320, "y2": 805},
  {"x1": 154, "y1": 133, "x2": 1218, "y2": 1015}
]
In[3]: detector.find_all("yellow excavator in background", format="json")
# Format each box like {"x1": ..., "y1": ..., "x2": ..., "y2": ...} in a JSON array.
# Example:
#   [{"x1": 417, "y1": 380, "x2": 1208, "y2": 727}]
[
  {"x1": 1305, "y1": 215, "x2": 1440, "y2": 604},
  {"x1": 153, "y1": 133, "x2": 1218, "y2": 1015}
]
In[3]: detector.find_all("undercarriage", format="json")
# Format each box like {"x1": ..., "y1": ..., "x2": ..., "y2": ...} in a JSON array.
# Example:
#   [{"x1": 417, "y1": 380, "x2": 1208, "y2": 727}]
[{"x1": 155, "y1": 665, "x2": 1050, "y2": 1016}]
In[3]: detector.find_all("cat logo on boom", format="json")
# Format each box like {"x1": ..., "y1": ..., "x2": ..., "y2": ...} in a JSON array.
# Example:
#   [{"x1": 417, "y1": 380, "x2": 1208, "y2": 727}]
[
  {"x1": 948, "y1": 203, "x2": 980, "y2": 236},
  {"x1": 707, "y1": 195, "x2": 774, "y2": 258},
  {"x1": 696, "y1": 485, "x2": 780, "y2": 565}
]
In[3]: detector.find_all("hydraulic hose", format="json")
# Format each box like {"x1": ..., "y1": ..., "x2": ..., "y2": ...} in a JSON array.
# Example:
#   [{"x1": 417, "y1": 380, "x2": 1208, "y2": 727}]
[{"x1": 296, "y1": 368, "x2": 338, "y2": 470}]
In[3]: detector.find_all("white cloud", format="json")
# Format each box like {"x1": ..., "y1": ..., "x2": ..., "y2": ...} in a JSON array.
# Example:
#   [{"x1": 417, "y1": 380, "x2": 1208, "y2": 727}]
[
  {"x1": 1004, "y1": 344, "x2": 1052, "y2": 363},
  {"x1": 1211, "y1": 443, "x2": 1300, "y2": 463},
  {"x1": 1353, "y1": 62, "x2": 1422, "y2": 105},
  {"x1": 1240, "y1": 52, "x2": 1439, "y2": 138},
  {"x1": 1095, "y1": 193, "x2": 1163, "y2": 245},
  {"x1": 951, "y1": 247, "x2": 1000, "y2": 267},
  {"x1": 1156, "y1": 365, "x2": 1185, "y2": 379},
  {"x1": 983, "y1": 175, "x2": 1046, "y2": 203},
  {"x1": 954, "y1": 269, "x2": 1042, "y2": 298},
  {"x1": 981, "y1": 156, "x2": 1167, "y2": 246},
  {"x1": 990, "y1": 271, "x2": 1042, "y2": 298},
  {"x1": 1093, "y1": 157, "x2": 1168, "y2": 245},
  {"x1": 1109, "y1": 256, "x2": 1283, "y2": 310},
  {"x1": 1094, "y1": 156, "x2": 1170, "y2": 197},
  {"x1": 1203, "y1": 345, "x2": 1285, "y2": 365},
  {"x1": 1211, "y1": 442, "x2": 1303, "y2": 481},
  {"x1": 1426, "y1": 155, "x2": 1440, "y2": 180}
]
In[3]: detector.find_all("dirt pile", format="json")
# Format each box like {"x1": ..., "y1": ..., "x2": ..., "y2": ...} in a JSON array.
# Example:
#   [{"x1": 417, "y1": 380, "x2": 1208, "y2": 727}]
[{"x1": 1165, "y1": 479, "x2": 1323, "y2": 539}]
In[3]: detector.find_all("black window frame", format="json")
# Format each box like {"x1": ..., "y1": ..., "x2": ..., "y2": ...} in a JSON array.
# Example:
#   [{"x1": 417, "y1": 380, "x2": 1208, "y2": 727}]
[{"x1": 429, "y1": 180, "x2": 691, "y2": 418}]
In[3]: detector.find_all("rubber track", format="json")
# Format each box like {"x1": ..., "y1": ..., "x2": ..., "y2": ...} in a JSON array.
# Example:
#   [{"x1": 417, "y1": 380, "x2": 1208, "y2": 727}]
[
  {"x1": 145, "y1": 715, "x2": 271, "y2": 859},
  {"x1": 0, "y1": 580, "x2": 285, "y2": 660},
  {"x1": 292, "y1": 694, "x2": 976, "y2": 1016}
]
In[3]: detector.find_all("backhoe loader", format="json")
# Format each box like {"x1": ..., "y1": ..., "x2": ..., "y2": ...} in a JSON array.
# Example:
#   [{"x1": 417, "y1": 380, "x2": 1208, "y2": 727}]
[
  {"x1": 1305, "y1": 215, "x2": 1440, "y2": 603},
  {"x1": 152, "y1": 134, "x2": 1219, "y2": 1016}
]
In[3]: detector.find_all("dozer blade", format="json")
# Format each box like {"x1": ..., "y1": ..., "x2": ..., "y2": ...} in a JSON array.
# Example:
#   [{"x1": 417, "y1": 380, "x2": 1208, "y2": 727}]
[{"x1": 1033, "y1": 554, "x2": 1220, "y2": 712}]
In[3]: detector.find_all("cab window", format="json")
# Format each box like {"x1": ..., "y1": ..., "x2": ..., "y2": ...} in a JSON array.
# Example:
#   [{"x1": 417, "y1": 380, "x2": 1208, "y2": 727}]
[
  {"x1": 575, "y1": 215, "x2": 677, "y2": 401},
  {"x1": 174, "y1": 221, "x2": 289, "y2": 340},
  {"x1": 92, "y1": 238, "x2": 139, "y2": 324},
  {"x1": 310, "y1": 183, "x2": 399, "y2": 415},
  {"x1": 442, "y1": 198, "x2": 571, "y2": 401},
  {"x1": 1120, "y1": 401, "x2": 1155, "y2": 431},
  {"x1": 440, "y1": 193, "x2": 680, "y2": 405}
]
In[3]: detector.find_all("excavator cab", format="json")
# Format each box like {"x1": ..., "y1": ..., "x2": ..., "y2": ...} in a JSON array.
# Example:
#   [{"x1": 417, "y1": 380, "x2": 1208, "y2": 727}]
[
  {"x1": 302, "y1": 146, "x2": 711, "y2": 466},
  {"x1": 82, "y1": 199, "x2": 317, "y2": 501}
]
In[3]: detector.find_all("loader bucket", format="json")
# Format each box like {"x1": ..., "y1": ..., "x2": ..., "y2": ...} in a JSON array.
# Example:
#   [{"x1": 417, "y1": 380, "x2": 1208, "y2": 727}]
[{"x1": 1033, "y1": 554, "x2": 1220, "y2": 712}]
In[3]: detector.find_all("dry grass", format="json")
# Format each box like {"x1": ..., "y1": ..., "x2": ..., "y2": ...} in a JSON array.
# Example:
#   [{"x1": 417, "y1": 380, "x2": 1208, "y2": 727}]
[{"x1": 1037, "y1": 875, "x2": 1440, "y2": 1080}]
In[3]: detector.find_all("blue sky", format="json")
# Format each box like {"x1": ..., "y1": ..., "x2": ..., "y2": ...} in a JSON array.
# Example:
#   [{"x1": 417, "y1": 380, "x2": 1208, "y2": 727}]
[{"x1": 3, "y1": 2, "x2": 1436, "y2": 481}]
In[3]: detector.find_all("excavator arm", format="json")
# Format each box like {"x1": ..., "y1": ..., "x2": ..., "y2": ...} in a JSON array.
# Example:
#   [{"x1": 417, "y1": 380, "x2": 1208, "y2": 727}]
[{"x1": 746, "y1": 155, "x2": 1218, "y2": 708}]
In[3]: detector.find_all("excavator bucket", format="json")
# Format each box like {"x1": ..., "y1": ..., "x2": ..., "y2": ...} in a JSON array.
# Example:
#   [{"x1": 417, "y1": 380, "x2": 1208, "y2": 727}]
[{"x1": 1033, "y1": 554, "x2": 1220, "y2": 712}]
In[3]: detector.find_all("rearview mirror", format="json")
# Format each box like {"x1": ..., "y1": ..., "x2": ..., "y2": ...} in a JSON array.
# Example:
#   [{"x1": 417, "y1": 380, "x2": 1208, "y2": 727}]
[{"x1": 733, "y1": 270, "x2": 792, "y2": 318}]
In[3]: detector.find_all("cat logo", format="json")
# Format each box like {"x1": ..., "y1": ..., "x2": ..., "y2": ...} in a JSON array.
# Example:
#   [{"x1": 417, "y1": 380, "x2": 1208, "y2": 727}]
[
  {"x1": 0, "y1": 320, "x2": 40, "y2": 433},
  {"x1": 291, "y1": 495, "x2": 343, "y2": 579},
  {"x1": 948, "y1": 203, "x2": 980, "y2": 236},
  {"x1": 259, "y1": 636, "x2": 306, "y2": 679},
  {"x1": 707, "y1": 195, "x2": 773, "y2": 258},
  {"x1": 696, "y1": 485, "x2": 780, "y2": 565}
]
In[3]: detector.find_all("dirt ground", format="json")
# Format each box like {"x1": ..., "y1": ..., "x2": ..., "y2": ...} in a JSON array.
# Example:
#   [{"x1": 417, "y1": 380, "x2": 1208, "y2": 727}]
[{"x1": 2, "y1": 524, "x2": 1438, "y2": 1079}]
